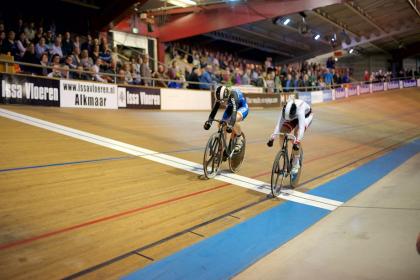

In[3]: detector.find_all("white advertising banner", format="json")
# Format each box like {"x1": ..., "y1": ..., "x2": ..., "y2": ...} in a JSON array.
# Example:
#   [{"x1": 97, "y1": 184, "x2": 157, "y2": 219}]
[
  {"x1": 161, "y1": 88, "x2": 211, "y2": 110},
  {"x1": 232, "y1": 85, "x2": 264, "y2": 94},
  {"x1": 310, "y1": 90, "x2": 323, "y2": 104},
  {"x1": 60, "y1": 80, "x2": 118, "y2": 109}
]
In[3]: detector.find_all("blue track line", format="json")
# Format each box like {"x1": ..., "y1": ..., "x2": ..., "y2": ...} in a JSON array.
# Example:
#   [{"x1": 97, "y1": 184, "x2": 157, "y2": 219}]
[
  {"x1": 0, "y1": 156, "x2": 134, "y2": 173},
  {"x1": 123, "y1": 139, "x2": 420, "y2": 280}
]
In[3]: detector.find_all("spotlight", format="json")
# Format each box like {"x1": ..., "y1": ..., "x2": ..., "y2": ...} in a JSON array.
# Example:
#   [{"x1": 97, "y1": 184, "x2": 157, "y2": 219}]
[{"x1": 314, "y1": 34, "x2": 320, "y2": 40}]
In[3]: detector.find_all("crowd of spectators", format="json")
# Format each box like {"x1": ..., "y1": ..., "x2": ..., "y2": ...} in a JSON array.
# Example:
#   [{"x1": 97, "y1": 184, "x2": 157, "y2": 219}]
[
  {"x1": 1, "y1": 19, "x2": 418, "y2": 90},
  {"x1": 364, "y1": 68, "x2": 419, "y2": 83},
  {"x1": 165, "y1": 43, "x2": 352, "y2": 92},
  {"x1": 0, "y1": 19, "x2": 155, "y2": 85}
]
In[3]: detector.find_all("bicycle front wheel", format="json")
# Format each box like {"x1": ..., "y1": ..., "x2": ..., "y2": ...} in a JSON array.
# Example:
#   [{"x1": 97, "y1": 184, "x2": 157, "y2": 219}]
[
  {"x1": 203, "y1": 132, "x2": 223, "y2": 179},
  {"x1": 271, "y1": 150, "x2": 290, "y2": 197}
]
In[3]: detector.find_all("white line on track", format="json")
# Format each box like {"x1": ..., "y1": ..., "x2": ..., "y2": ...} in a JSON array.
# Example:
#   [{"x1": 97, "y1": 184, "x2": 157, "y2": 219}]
[{"x1": 0, "y1": 108, "x2": 342, "y2": 210}]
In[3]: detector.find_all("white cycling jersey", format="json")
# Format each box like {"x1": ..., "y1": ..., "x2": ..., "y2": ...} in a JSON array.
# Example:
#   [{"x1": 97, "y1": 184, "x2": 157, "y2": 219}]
[{"x1": 272, "y1": 99, "x2": 313, "y2": 143}]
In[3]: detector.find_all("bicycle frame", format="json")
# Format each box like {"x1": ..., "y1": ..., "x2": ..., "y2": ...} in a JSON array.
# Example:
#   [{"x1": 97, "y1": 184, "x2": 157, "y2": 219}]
[
  {"x1": 273, "y1": 132, "x2": 297, "y2": 173},
  {"x1": 213, "y1": 120, "x2": 234, "y2": 158}
]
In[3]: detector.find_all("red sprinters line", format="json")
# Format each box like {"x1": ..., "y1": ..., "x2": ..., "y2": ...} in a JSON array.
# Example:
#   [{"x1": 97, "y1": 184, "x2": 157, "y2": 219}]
[
  {"x1": 0, "y1": 127, "x2": 417, "y2": 251},
  {"x1": 0, "y1": 183, "x2": 230, "y2": 251}
]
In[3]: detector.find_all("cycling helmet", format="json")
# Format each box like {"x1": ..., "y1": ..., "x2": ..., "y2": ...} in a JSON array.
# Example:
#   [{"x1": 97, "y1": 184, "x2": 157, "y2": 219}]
[
  {"x1": 282, "y1": 100, "x2": 297, "y2": 121},
  {"x1": 214, "y1": 85, "x2": 229, "y2": 101}
]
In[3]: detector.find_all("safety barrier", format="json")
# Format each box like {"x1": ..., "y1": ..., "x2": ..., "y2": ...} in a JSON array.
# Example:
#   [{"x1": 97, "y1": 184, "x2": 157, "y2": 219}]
[
  {"x1": 297, "y1": 79, "x2": 420, "y2": 105},
  {"x1": 2, "y1": 72, "x2": 419, "y2": 110}
]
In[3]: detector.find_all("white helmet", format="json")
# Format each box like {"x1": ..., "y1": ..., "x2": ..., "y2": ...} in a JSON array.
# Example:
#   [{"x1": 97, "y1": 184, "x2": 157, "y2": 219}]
[
  {"x1": 282, "y1": 100, "x2": 297, "y2": 121},
  {"x1": 214, "y1": 85, "x2": 229, "y2": 101}
]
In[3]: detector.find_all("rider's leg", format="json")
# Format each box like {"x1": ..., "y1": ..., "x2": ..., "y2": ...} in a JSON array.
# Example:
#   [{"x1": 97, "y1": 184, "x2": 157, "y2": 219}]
[
  {"x1": 291, "y1": 113, "x2": 313, "y2": 171},
  {"x1": 232, "y1": 112, "x2": 243, "y2": 137},
  {"x1": 233, "y1": 112, "x2": 243, "y2": 152}
]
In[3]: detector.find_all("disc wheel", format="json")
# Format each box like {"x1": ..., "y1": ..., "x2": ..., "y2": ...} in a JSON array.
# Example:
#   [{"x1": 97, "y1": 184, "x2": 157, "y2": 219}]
[{"x1": 228, "y1": 133, "x2": 246, "y2": 173}]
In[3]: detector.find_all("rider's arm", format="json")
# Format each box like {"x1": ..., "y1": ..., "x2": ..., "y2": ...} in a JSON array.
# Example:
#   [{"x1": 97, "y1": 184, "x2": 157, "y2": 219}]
[
  {"x1": 208, "y1": 101, "x2": 220, "y2": 121},
  {"x1": 272, "y1": 113, "x2": 285, "y2": 139},
  {"x1": 296, "y1": 111, "x2": 306, "y2": 143},
  {"x1": 228, "y1": 93, "x2": 238, "y2": 128}
]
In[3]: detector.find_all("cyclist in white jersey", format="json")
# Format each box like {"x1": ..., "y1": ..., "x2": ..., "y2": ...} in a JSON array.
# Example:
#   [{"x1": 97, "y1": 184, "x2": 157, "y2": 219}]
[{"x1": 267, "y1": 98, "x2": 313, "y2": 177}]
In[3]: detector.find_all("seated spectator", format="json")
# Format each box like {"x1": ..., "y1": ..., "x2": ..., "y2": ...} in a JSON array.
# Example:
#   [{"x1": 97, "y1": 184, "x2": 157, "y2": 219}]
[
  {"x1": 323, "y1": 68, "x2": 333, "y2": 87},
  {"x1": 62, "y1": 32, "x2": 73, "y2": 57},
  {"x1": 73, "y1": 35, "x2": 80, "y2": 50},
  {"x1": 33, "y1": 27, "x2": 44, "y2": 44},
  {"x1": 16, "y1": 32, "x2": 29, "y2": 58},
  {"x1": 302, "y1": 74, "x2": 311, "y2": 91},
  {"x1": 61, "y1": 65, "x2": 70, "y2": 79},
  {"x1": 256, "y1": 71, "x2": 267, "y2": 88},
  {"x1": 0, "y1": 31, "x2": 6, "y2": 50},
  {"x1": 48, "y1": 64, "x2": 62, "y2": 78},
  {"x1": 39, "y1": 52, "x2": 50, "y2": 76},
  {"x1": 80, "y1": 49, "x2": 93, "y2": 69},
  {"x1": 153, "y1": 64, "x2": 169, "y2": 88},
  {"x1": 91, "y1": 45, "x2": 100, "y2": 62},
  {"x1": 35, "y1": 37, "x2": 48, "y2": 59},
  {"x1": 92, "y1": 58, "x2": 107, "y2": 83},
  {"x1": 99, "y1": 48, "x2": 112, "y2": 63},
  {"x1": 50, "y1": 54, "x2": 61, "y2": 67},
  {"x1": 117, "y1": 69, "x2": 126, "y2": 84},
  {"x1": 44, "y1": 30, "x2": 54, "y2": 46},
  {"x1": 49, "y1": 36, "x2": 63, "y2": 58},
  {"x1": 141, "y1": 56, "x2": 152, "y2": 86},
  {"x1": 167, "y1": 61, "x2": 178, "y2": 80},
  {"x1": 123, "y1": 63, "x2": 133, "y2": 84},
  {"x1": 283, "y1": 74, "x2": 294, "y2": 92},
  {"x1": 242, "y1": 69, "x2": 251, "y2": 85},
  {"x1": 81, "y1": 34, "x2": 93, "y2": 55},
  {"x1": 103, "y1": 59, "x2": 117, "y2": 83},
  {"x1": 24, "y1": 22, "x2": 36, "y2": 41},
  {"x1": 21, "y1": 43, "x2": 38, "y2": 74},
  {"x1": 64, "y1": 55, "x2": 77, "y2": 70},
  {"x1": 71, "y1": 47, "x2": 81, "y2": 66},
  {"x1": 199, "y1": 64, "x2": 212, "y2": 89},
  {"x1": 1, "y1": 31, "x2": 18, "y2": 57},
  {"x1": 73, "y1": 65, "x2": 90, "y2": 80}
]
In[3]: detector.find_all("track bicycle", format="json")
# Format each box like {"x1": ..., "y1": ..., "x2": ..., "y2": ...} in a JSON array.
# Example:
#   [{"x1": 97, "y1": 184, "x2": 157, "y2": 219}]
[
  {"x1": 268, "y1": 133, "x2": 303, "y2": 197},
  {"x1": 203, "y1": 119, "x2": 246, "y2": 179}
]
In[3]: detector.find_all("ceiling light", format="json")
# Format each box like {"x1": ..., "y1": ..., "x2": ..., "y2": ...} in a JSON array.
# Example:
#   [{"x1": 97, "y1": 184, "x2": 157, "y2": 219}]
[
  {"x1": 314, "y1": 34, "x2": 320, "y2": 40},
  {"x1": 167, "y1": 0, "x2": 197, "y2": 8},
  {"x1": 132, "y1": 27, "x2": 139, "y2": 34},
  {"x1": 349, "y1": 48, "x2": 354, "y2": 54},
  {"x1": 283, "y1": 18, "x2": 291, "y2": 25}
]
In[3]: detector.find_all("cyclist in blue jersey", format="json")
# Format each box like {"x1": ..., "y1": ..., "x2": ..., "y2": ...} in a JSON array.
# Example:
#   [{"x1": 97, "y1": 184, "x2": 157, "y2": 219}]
[{"x1": 204, "y1": 85, "x2": 249, "y2": 152}]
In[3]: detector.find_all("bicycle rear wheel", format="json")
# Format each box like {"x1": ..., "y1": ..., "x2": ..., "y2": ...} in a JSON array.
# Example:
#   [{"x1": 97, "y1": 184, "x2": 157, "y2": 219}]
[
  {"x1": 271, "y1": 150, "x2": 290, "y2": 197},
  {"x1": 290, "y1": 147, "x2": 304, "y2": 188},
  {"x1": 203, "y1": 132, "x2": 223, "y2": 179},
  {"x1": 228, "y1": 133, "x2": 246, "y2": 173}
]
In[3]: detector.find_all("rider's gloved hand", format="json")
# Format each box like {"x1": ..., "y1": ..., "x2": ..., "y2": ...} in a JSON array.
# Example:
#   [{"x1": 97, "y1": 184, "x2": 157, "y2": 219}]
[
  {"x1": 226, "y1": 125, "x2": 233, "y2": 133},
  {"x1": 293, "y1": 140, "x2": 300, "y2": 151},
  {"x1": 267, "y1": 138, "x2": 274, "y2": 147},
  {"x1": 204, "y1": 121, "x2": 211, "y2": 130}
]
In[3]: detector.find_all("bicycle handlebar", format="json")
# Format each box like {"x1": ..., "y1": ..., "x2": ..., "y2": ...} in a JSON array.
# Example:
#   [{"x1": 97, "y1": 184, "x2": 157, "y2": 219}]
[{"x1": 272, "y1": 132, "x2": 297, "y2": 141}]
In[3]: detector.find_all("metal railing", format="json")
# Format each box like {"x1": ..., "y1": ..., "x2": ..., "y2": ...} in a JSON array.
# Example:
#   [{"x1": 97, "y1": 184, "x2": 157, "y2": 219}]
[{"x1": 0, "y1": 58, "x2": 418, "y2": 92}]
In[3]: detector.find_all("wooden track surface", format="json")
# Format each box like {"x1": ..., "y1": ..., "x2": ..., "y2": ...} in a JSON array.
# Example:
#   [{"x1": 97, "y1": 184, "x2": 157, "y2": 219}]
[{"x1": 0, "y1": 88, "x2": 419, "y2": 279}]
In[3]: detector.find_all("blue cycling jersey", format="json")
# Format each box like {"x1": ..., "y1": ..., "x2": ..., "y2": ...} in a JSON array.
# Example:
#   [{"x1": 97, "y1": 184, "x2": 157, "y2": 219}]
[
  {"x1": 227, "y1": 88, "x2": 247, "y2": 109},
  {"x1": 223, "y1": 88, "x2": 249, "y2": 121}
]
